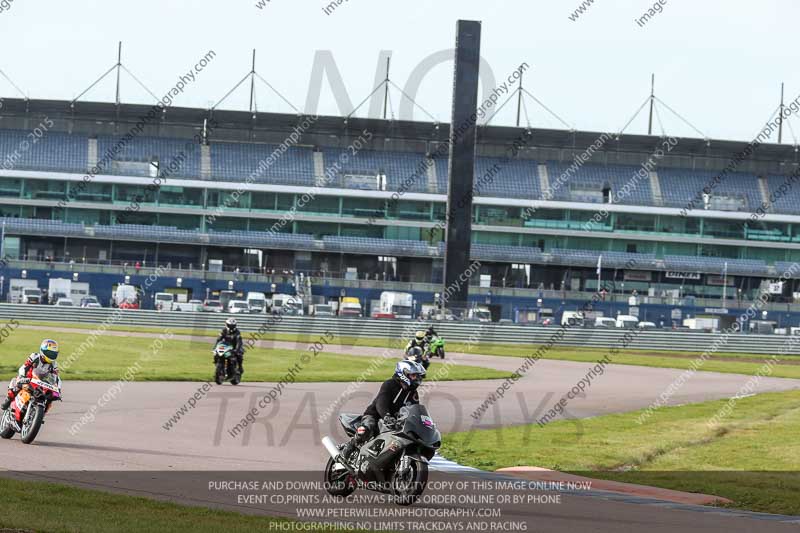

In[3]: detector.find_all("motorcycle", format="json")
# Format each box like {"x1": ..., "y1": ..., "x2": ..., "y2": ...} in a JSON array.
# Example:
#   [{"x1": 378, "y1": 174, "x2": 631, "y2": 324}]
[
  {"x1": 405, "y1": 345, "x2": 430, "y2": 370},
  {"x1": 0, "y1": 369, "x2": 62, "y2": 444},
  {"x1": 213, "y1": 343, "x2": 241, "y2": 386},
  {"x1": 426, "y1": 336, "x2": 446, "y2": 359},
  {"x1": 322, "y1": 404, "x2": 441, "y2": 506}
]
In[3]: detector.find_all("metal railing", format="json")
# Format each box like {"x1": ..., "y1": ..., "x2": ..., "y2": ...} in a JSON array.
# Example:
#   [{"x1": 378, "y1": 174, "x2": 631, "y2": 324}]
[{"x1": 1, "y1": 303, "x2": 798, "y2": 355}]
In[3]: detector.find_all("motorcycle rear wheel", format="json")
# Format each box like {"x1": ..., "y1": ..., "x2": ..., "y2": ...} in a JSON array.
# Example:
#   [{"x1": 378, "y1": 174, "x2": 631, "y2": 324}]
[
  {"x1": 0, "y1": 410, "x2": 15, "y2": 439},
  {"x1": 392, "y1": 458, "x2": 428, "y2": 506},
  {"x1": 20, "y1": 404, "x2": 44, "y2": 444}
]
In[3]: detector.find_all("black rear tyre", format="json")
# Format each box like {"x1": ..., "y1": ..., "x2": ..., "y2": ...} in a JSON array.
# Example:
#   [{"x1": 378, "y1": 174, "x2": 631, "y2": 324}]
[{"x1": 0, "y1": 410, "x2": 15, "y2": 439}]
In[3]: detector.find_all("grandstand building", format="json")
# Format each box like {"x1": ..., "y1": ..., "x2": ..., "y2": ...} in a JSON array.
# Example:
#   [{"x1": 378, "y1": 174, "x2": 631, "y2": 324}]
[{"x1": 1, "y1": 98, "x2": 800, "y2": 323}]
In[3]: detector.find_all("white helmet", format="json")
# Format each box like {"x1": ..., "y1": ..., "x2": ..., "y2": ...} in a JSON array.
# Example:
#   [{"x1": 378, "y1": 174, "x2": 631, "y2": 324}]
[{"x1": 395, "y1": 360, "x2": 426, "y2": 387}]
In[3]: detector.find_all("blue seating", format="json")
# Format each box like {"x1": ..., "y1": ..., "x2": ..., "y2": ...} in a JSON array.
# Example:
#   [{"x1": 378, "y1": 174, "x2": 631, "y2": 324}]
[
  {"x1": 551, "y1": 249, "x2": 657, "y2": 269},
  {"x1": 210, "y1": 142, "x2": 315, "y2": 185},
  {"x1": 658, "y1": 169, "x2": 760, "y2": 211},
  {"x1": 546, "y1": 163, "x2": 653, "y2": 205},
  {"x1": 0, "y1": 129, "x2": 87, "y2": 173},
  {"x1": 96, "y1": 136, "x2": 201, "y2": 178},
  {"x1": 664, "y1": 255, "x2": 767, "y2": 276}
]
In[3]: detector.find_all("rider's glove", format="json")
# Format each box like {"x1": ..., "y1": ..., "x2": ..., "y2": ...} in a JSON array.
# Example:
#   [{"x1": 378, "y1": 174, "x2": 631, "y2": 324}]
[
  {"x1": 383, "y1": 415, "x2": 397, "y2": 428},
  {"x1": 17, "y1": 378, "x2": 30, "y2": 384}
]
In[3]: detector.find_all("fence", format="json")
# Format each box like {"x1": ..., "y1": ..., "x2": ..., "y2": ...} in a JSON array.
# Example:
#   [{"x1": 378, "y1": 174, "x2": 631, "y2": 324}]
[{"x1": 0, "y1": 303, "x2": 797, "y2": 355}]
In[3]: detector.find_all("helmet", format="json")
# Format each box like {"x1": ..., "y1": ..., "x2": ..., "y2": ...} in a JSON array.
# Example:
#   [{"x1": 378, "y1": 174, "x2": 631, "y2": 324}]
[
  {"x1": 225, "y1": 318, "x2": 237, "y2": 330},
  {"x1": 39, "y1": 339, "x2": 59, "y2": 363},
  {"x1": 395, "y1": 360, "x2": 426, "y2": 388},
  {"x1": 406, "y1": 346, "x2": 423, "y2": 363},
  {"x1": 415, "y1": 331, "x2": 426, "y2": 341}
]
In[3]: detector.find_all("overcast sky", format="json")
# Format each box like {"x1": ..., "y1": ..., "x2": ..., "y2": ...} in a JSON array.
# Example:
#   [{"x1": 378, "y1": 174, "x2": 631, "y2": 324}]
[{"x1": 1, "y1": 0, "x2": 798, "y2": 143}]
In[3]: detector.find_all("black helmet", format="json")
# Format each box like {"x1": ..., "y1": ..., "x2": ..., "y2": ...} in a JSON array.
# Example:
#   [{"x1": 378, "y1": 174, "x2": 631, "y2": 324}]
[{"x1": 225, "y1": 318, "x2": 238, "y2": 331}]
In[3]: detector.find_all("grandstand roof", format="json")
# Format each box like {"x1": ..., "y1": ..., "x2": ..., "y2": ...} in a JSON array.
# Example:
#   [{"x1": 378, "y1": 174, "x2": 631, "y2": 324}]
[{"x1": 1, "y1": 97, "x2": 798, "y2": 175}]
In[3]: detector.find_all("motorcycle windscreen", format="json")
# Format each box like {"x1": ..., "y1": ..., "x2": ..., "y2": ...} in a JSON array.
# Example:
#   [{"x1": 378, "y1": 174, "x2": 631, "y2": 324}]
[{"x1": 398, "y1": 404, "x2": 441, "y2": 446}]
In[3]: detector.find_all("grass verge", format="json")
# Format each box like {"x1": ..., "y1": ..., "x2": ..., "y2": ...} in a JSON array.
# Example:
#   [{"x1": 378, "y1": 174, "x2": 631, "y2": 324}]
[
  {"x1": 0, "y1": 328, "x2": 510, "y2": 382},
  {"x1": 442, "y1": 390, "x2": 800, "y2": 516},
  {"x1": 0, "y1": 476, "x2": 356, "y2": 533},
  {"x1": 17, "y1": 319, "x2": 800, "y2": 379}
]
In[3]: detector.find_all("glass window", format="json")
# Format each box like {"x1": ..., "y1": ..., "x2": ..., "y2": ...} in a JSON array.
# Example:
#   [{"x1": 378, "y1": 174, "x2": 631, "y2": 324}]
[
  {"x1": 159, "y1": 186, "x2": 203, "y2": 207},
  {"x1": 23, "y1": 180, "x2": 66, "y2": 200},
  {"x1": 114, "y1": 184, "x2": 157, "y2": 204},
  {"x1": 0, "y1": 178, "x2": 22, "y2": 197}
]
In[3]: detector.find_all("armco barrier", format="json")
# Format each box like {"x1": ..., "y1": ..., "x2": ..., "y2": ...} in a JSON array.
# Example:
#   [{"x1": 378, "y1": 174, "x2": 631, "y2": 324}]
[{"x1": 0, "y1": 303, "x2": 797, "y2": 355}]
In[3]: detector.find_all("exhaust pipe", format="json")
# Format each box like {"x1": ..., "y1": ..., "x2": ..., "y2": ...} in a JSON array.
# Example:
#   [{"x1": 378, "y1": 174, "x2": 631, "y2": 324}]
[{"x1": 321, "y1": 436, "x2": 340, "y2": 459}]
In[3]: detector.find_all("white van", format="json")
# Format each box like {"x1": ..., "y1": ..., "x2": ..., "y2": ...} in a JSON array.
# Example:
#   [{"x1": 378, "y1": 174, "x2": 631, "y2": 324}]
[
  {"x1": 154, "y1": 292, "x2": 175, "y2": 311},
  {"x1": 594, "y1": 317, "x2": 617, "y2": 329},
  {"x1": 228, "y1": 300, "x2": 250, "y2": 314},
  {"x1": 562, "y1": 311, "x2": 585, "y2": 327},
  {"x1": 616, "y1": 315, "x2": 640, "y2": 329}
]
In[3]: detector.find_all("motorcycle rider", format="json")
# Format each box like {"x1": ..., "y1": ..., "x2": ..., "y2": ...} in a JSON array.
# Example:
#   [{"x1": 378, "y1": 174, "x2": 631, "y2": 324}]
[
  {"x1": 1, "y1": 339, "x2": 59, "y2": 411},
  {"x1": 340, "y1": 360, "x2": 426, "y2": 458},
  {"x1": 405, "y1": 330, "x2": 427, "y2": 355},
  {"x1": 215, "y1": 318, "x2": 244, "y2": 375},
  {"x1": 424, "y1": 325, "x2": 438, "y2": 343}
]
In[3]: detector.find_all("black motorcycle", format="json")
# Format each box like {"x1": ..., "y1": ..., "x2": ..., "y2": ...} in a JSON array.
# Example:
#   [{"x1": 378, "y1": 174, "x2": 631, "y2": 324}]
[
  {"x1": 322, "y1": 404, "x2": 441, "y2": 506},
  {"x1": 405, "y1": 345, "x2": 430, "y2": 370}
]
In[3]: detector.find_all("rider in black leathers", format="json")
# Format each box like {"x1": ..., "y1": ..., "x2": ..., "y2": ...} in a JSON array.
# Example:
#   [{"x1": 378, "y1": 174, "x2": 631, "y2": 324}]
[
  {"x1": 216, "y1": 318, "x2": 244, "y2": 374},
  {"x1": 340, "y1": 360, "x2": 426, "y2": 458}
]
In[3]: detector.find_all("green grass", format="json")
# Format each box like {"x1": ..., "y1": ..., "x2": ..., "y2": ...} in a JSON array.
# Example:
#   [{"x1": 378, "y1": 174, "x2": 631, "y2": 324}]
[
  {"x1": 1, "y1": 328, "x2": 511, "y2": 382},
  {"x1": 19, "y1": 318, "x2": 800, "y2": 379},
  {"x1": 442, "y1": 390, "x2": 800, "y2": 515},
  {"x1": 0, "y1": 476, "x2": 357, "y2": 533}
]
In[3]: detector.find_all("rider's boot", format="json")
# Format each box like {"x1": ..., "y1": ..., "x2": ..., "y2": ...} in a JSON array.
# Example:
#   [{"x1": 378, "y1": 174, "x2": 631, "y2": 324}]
[
  {"x1": 340, "y1": 425, "x2": 368, "y2": 461},
  {"x1": 0, "y1": 396, "x2": 9, "y2": 411}
]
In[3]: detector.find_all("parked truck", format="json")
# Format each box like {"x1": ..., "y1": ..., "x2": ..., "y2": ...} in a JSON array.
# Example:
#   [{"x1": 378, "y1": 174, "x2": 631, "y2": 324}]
[
  {"x1": 48, "y1": 278, "x2": 72, "y2": 305},
  {"x1": 246, "y1": 292, "x2": 267, "y2": 314},
  {"x1": 154, "y1": 292, "x2": 175, "y2": 311},
  {"x1": 9, "y1": 279, "x2": 40, "y2": 304},
  {"x1": 338, "y1": 296, "x2": 362, "y2": 317},
  {"x1": 272, "y1": 294, "x2": 304, "y2": 316},
  {"x1": 378, "y1": 291, "x2": 413, "y2": 319},
  {"x1": 467, "y1": 306, "x2": 492, "y2": 323},
  {"x1": 114, "y1": 284, "x2": 140, "y2": 309},
  {"x1": 69, "y1": 282, "x2": 90, "y2": 305}
]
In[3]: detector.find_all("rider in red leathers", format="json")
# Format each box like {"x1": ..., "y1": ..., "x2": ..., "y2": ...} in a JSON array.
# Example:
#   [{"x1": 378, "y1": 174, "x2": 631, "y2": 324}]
[{"x1": 1, "y1": 339, "x2": 60, "y2": 411}]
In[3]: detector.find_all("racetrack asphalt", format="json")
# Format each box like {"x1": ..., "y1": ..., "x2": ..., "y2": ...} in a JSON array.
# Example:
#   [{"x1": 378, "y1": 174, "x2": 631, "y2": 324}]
[{"x1": 2, "y1": 326, "x2": 800, "y2": 531}]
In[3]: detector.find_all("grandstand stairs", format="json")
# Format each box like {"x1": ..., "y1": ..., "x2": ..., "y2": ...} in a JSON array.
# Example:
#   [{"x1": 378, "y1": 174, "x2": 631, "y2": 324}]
[
  {"x1": 538, "y1": 164, "x2": 550, "y2": 197},
  {"x1": 87, "y1": 138, "x2": 98, "y2": 169},
  {"x1": 649, "y1": 171, "x2": 663, "y2": 206},
  {"x1": 426, "y1": 156, "x2": 437, "y2": 193},
  {"x1": 313, "y1": 151, "x2": 326, "y2": 186},
  {"x1": 757, "y1": 176, "x2": 771, "y2": 208}
]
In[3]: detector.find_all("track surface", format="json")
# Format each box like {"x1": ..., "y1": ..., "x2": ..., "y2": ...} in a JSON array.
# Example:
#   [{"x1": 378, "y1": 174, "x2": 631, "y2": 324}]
[{"x1": 2, "y1": 333, "x2": 800, "y2": 531}]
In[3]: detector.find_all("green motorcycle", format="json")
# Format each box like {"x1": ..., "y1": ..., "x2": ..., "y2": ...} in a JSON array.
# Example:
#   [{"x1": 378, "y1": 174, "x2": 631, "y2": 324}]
[
  {"x1": 426, "y1": 336, "x2": 446, "y2": 359},
  {"x1": 213, "y1": 342, "x2": 241, "y2": 386}
]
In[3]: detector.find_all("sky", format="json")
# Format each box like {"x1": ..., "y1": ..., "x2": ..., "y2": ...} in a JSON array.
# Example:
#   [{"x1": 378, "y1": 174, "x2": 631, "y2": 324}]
[{"x1": 1, "y1": 0, "x2": 799, "y2": 143}]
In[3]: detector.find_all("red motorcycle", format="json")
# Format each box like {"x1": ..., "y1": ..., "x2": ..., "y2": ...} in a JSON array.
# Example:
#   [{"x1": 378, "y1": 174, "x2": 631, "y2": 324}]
[{"x1": 0, "y1": 369, "x2": 62, "y2": 444}]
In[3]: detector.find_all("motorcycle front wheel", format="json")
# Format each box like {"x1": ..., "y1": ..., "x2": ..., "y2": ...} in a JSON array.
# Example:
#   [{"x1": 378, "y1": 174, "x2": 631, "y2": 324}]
[
  {"x1": 392, "y1": 457, "x2": 428, "y2": 506},
  {"x1": 0, "y1": 410, "x2": 15, "y2": 439},
  {"x1": 20, "y1": 403, "x2": 45, "y2": 444},
  {"x1": 214, "y1": 361, "x2": 225, "y2": 385},
  {"x1": 324, "y1": 456, "x2": 356, "y2": 497}
]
